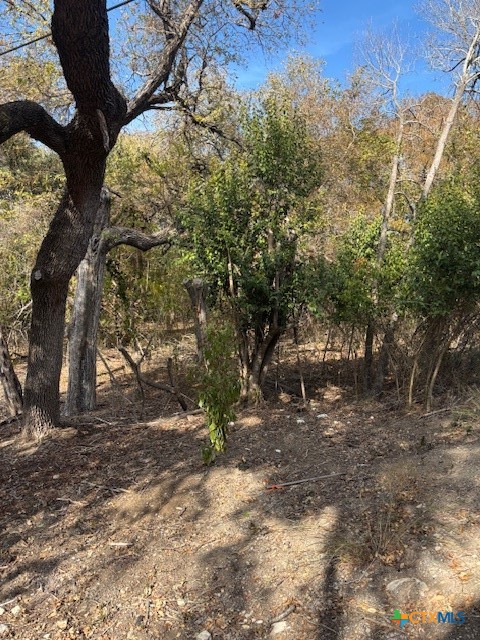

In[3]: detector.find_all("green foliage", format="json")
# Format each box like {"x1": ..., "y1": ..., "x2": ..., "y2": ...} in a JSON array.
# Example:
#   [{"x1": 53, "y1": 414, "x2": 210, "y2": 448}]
[
  {"x1": 406, "y1": 181, "x2": 480, "y2": 317},
  {"x1": 315, "y1": 215, "x2": 407, "y2": 327},
  {"x1": 199, "y1": 323, "x2": 240, "y2": 464},
  {"x1": 327, "y1": 216, "x2": 379, "y2": 324},
  {"x1": 100, "y1": 134, "x2": 193, "y2": 344},
  {"x1": 181, "y1": 97, "x2": 323, "y2": 341}
]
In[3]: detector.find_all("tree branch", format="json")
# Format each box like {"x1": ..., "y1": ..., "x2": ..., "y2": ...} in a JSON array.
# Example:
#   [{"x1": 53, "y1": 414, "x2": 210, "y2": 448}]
[
  {"x1": 102, "y1": 226, "x2": 175, "y2": 252},
  {"x1": 0, "y1": 101, "x2": 66, "y2": 155},
  {"x1": 125, "y1": 0, "x2": 204, "y2": 123}
]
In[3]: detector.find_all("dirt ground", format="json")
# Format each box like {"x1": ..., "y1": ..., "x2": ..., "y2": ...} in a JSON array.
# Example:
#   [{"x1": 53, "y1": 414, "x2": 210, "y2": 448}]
[{"x1": 2, "y1": 347, "x2": 480, "y2": 640}]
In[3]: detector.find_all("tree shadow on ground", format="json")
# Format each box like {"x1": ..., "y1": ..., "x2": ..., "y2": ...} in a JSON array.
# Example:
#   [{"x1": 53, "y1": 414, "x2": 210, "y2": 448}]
[{"x1": 2, "y1": 357, "x2": 480, "y2": 638}]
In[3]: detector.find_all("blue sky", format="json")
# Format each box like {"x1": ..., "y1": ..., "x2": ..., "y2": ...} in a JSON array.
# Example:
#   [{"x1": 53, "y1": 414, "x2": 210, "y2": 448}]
[{"x1": 234, "y1": 0, "x2": 451, "y2": 96}]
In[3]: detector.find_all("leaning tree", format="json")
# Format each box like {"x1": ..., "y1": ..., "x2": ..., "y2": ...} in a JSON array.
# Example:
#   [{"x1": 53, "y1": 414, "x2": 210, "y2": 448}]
[{"x1": 0, "y1": 0, "x2": 312, "y2": 436}]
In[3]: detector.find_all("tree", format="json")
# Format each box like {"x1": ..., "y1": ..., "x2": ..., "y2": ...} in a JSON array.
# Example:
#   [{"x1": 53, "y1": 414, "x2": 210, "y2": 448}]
[
  {"x1": 182, "y1": 97, "x2": 322, "y2": 400},
  {"x1": 420, "y1": 0, "x2": 480, "y2": 198},
  {"x1": 64, "y1": 188, "x2": 175, "y2": 415},
  {"x1": 0, "y1": 325, "x2": 23, "y2": 418},
  {"x1": 0, "y1": 0, "x2": 312, "y2": 437}
]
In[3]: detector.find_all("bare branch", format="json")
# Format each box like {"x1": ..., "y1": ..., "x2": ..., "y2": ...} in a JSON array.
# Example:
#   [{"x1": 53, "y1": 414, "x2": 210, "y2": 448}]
[{"x1": 125, "y1": 0, "x2": 204, "y2": 123}]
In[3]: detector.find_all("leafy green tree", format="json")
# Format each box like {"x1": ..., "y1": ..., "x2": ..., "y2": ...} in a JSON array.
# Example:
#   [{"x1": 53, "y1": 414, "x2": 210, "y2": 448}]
[
  {"x1": 182, "y1": 97, "x2": 323, "y2": 400},
  {"x1": 407, "y1": 181, "x2": 480, "y2": 318},
  {"x1": 405, "y1": 180, "x2": 480, "y2": 408}
]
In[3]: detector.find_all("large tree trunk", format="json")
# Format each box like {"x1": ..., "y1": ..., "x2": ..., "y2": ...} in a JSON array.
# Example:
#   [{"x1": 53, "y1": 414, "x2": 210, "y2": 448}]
[
  {"x1": 363, "y1": 322, "x2": 374, "y2": 393},
  {"x1": 64, "y1": 189, "x2": 111, "y2": 416},
  {"x1": 0, "y1": 326, "x2": 23, "y2": 417},
  {"x1": 20, "y1": 0, "x2": 127, "y2": 437},
  {"x1": 23, "y1": 179, "x2": 107, "y2": 435},
  {"x1": 372, "y1": 316, "x2": 396, "y2": 396}
]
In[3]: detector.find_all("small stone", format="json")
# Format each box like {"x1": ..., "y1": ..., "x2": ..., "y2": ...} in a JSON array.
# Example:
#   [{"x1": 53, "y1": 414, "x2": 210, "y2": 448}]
[
  {"x1": 10, "y1": 605, "x2": 21, "y2": 617},
  {"x1": 386, "y1": 577, "x2": 428, "y2": 607},
  {"x1": 176, "y1": 598, "x2": 186, "y2": 607},
  {"x1": 296, "y1": 419, "x2": 305, "y2": 424},
  {"x1": 195, "y1": 632, "x2": 212, "y2": 640},
  {"x1": 56, "y1": 620, "x2": 68, "y2": 630},
  {"x1": 0, "y1": 609, "x2": 5, "y2": 616},
  {"x1": 317, "y1": 414, "x2": 329, "y2": 419},
  {"x1": 271, "y1": 621, "x2": 288, "y2": 635},
  {"x1": 0, "y1": 624, "x2": 8, "y2": 637}
]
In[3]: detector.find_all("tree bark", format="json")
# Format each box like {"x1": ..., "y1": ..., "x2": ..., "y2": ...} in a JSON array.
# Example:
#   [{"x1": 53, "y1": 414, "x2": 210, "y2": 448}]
[
  {"x1": 0, "y1": 326, "x2": 23, "y2": 417},
  {"x1": 363, "y1": 322, "x2": 374, "y2": 392},
  {"x1": 65, "y1": 191, "x2": 174, "y2": 416},
  {"x1": 239, "y1": 326, "x2": 283, "y2": 403},
  {"x1": 64, "y1": 189, "x2": 111, "y2": 416},
  {"x1": 184, "y1": 278, "x2": 208, "y2": 366}
]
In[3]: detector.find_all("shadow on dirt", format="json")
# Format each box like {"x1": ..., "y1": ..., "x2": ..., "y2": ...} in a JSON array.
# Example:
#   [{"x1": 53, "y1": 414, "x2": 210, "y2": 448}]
[{"x1": 1, "y1": 353, "x2": 480, "y2": 639}]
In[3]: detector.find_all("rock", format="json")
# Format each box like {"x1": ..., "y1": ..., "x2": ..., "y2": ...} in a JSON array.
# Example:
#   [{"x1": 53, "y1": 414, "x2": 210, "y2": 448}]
[
  {"x1": 386, "y1": 577, "x2": 428, "y2": 606},
  {"x1": 176, "y1": 598, "x2": 186, "y2": 607},
  {"x1": 0, "y1": 624, "x2": 8, "y2": 637},
  {"x1": 10, "y1": 605, "x2": 21, "y2": 617},
  {"x1": 195, "y1": 632, "x2": 212, "y2": 640},
  {"x1": 56, "y1": 620, "x2": 68, "y2": 630},
  {"x1": 0, "y1": 609, "x2": 4, "y2": 616},
  {"x1": 271, "y1": 620, "x2": 288, "y2": 635}
]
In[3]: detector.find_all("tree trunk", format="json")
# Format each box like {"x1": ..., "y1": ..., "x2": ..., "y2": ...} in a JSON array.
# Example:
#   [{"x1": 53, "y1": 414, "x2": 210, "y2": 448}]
[
  {"x1": 363, "y1": 322, "x2": 374, "y2": 392},
  {"x1": 0, "y1": 325, "x2": 23, "y2": 417},
  {"x1": 184, "y1": 278, "x2": 208, "y2": 366},
  {"x1": 373, "y1": 316, "x2": 396, "y2": 396},
  {"x1": 64, "y1": 189, "x2": 111, "y2": 416},
  {"x1": 23, "y1": 179, "x2": 107, "y2": 437},
  {"x1": 12, "y1": 0, "x2": 127, "y2": 437},
  {"x1": 64, "y1": 191, "x2": 174, "y2": 416},
  {"x1": 239, "y1": 327, "x2": 282, "y2": 403}
]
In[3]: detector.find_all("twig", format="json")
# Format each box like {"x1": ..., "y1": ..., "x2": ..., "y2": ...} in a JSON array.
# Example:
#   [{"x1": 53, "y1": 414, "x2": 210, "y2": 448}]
[
  {"x1": 269, "y1": 604, "x2": 296, "y2": 624},
  {"x1": 83, "y1": 481, "x2": 132, "y2": 494},
  {"x1": 0, "y1": 598, "x2": 17, "y2": 608},
  {"x1": 167, "y1": 356, "x2": 188, "y2": 411},
  {"x1": 419, "y1": 407, "x2": 451, "y2": 418},
  {"x1": 266, "y1": 472, "x2": 346, "y2": 491},
  {"x1": 56, "y1": 497, "x2": 87, "y2": 506},
  {"x1": 119, "y1": 347, "x2": 146, "y2": 419},
  {"x1": 97, "y1": 349, "x2": 137, "y2": 417}
]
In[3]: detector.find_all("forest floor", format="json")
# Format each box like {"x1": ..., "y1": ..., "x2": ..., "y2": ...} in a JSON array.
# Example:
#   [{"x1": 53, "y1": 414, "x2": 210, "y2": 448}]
[{"x1": 1, "y1": 342, "x2": 480, "y2": 640}]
